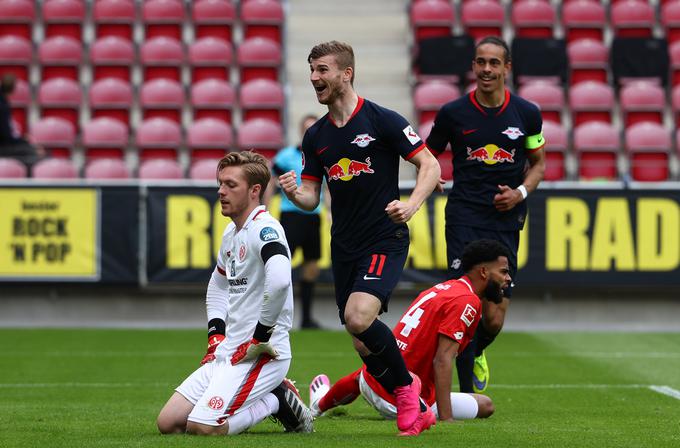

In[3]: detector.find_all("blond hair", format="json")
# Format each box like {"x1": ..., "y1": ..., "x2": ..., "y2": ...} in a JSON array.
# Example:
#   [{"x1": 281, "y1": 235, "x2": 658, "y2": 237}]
[{"x1": 217, "y1": 151, "x2": 270, "y2": 201}]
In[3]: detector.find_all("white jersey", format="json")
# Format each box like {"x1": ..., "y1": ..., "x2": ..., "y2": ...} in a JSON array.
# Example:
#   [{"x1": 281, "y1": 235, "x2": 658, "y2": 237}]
[{"x1": 213, "y1": 205, "x2": 293, "y2": 360}]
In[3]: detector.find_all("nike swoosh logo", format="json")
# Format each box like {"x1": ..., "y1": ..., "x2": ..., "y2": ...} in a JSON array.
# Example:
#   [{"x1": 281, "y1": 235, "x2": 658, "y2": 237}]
[
  {"x1": 363, "y1": 275, "x2": 381, "y2": 280},
  {"x1": 316, "y1": 146, "x2": 329, "y2": 155},
  {"x1": 537, "y1": 138, "x2": 543, "y2": 144},
  {"x1": 472, "y1": 376, "x2": 487, "y2": 391},
  {"x1": 463, "y1": 129, "x2": 477, "y2": 135}
]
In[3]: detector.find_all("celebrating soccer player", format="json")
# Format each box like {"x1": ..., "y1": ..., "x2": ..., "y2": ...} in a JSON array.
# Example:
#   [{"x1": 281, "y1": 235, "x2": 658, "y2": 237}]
[{"x1": 279, "y1": 41, "x2": 440, "y2": 436}]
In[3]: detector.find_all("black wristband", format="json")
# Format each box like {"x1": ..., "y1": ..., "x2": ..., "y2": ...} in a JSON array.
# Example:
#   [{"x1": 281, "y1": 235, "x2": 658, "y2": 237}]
[
  {"x1": 253, "y1": 321, "x2": 274, "y2": 342},
  {"x1": 208, "y1": 318, "x2": 226, "y2": 337}
]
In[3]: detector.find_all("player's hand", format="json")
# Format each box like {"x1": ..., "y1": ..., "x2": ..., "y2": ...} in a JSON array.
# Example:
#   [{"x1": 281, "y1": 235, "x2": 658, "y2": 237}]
[
  {"x1": 230, "y1": 338, "x2": 279, "y2": 365},
  {"x1": 385, "y1": 200, "x2": 418, "y2": 224},
  {"x1": 200, "y1": 334, "x2": 225, "y2": 365},
  {"x1": 435, "y1": 177, "x2": 446, "y2": 193},
  {"x1": 493, "y1": 185, "x2": 523, "y2": 212},
  {"x1": 278, "y1": 171, "x2": 298, "y2": 198}
]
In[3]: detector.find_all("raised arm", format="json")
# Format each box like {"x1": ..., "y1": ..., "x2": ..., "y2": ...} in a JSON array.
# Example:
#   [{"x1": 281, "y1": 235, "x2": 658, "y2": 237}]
[
  {"x1": 279, "y1": 172, "x2": 322, "y2": 212},
  {"x1": 385, "y1": 148, "x2": 441, "y2": 223}
]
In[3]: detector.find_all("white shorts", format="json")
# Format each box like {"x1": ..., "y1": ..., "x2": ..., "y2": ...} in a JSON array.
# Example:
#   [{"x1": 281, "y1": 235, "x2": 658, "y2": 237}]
[
  {"x1": 177, "y1": 356, "x2": 290, "y2": 426},
  {"x1": 358, "y1": 371, "x2": 479, "y2": 420}
]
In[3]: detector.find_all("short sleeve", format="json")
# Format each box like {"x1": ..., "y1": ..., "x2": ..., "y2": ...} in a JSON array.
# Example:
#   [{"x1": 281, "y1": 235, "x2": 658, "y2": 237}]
[
  {"x1": 377, "y1": 107, "x2": 426, "y2": 161},
  {"x1": 300, "y1": 127, "x2": 324, "y2": 183},
  {"x1": 426, "y1": 107, "x2": 453, "y2": 156},
  {"x1": 523, "y1": 103, "x2": 544, "y2": 154}
]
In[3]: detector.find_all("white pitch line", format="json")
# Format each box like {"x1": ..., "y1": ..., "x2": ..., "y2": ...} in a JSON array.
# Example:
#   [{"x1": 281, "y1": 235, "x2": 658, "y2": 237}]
[{"x1": 649, "y1": 385, "x2": 680, "y2": 400}]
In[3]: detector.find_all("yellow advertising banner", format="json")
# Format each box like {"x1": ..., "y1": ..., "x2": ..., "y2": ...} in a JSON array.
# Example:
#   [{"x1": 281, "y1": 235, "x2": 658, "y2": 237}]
[{"x1": 0, "y1": 189, "x2": 99, "y2": 279}]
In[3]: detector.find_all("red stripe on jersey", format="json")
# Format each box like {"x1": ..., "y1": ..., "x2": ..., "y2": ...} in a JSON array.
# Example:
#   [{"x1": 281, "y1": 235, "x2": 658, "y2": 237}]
[
  {"x1": 301, "y1": 174, "x2": 322, "y2": 182},
  {"x1": 469, "y1": 89, "x2": 511, "y2": 116},
  {"x1": 252, "y1": 209, "x2": 266, "y2": 220},
  {"x1": 368, "y1": 254, "x2": 378, "y2": 274},
  {"x1": 496, "y1": 90, "x2": 511, "y2": 116},
  {"x1": 469, "y1": 90, "x2": 486, "y2": 115},
  {"x1": 327, "y1": 97, "x2": 365, "y2": 127},
  {"x1": 224, "y1": 354, "x2": 272, "y2": 416},
  {"x1": 216, "y1": 265, "x2": 226, "y2": 276},
  {"x1": 526, "y1": 143, "x2": 545, "y2": 154},
  {"x1": 376, "y1": 254, "x2": 386, "y2": 276},
  {"x1": 405, "y1": 143, "x2": 426, "y2": 161}
]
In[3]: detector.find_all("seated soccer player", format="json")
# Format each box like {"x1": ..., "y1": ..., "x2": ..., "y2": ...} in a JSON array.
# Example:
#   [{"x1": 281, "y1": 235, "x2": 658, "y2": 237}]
[
  {"x1": 309, "y1": 239, "x2": 508, "y2": 424},
  {"x1": 156, "y1": 152, "x2": 313, "y2": 435}
]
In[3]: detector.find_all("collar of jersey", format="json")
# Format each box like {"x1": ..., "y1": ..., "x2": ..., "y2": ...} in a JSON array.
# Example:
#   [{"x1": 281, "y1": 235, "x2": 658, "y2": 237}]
[
  {"x1": 469, "y1": 89, "x2": 510, "y2": 116},
  {"x1": 241, "y1": 205, "x2": 267, "y2": 230},
  {"x1": 327, "y1": 96, "x2": 365, "y2": 128},
  {"x1": 457, "y1": 275, "x2": 474, "y2": 293}
]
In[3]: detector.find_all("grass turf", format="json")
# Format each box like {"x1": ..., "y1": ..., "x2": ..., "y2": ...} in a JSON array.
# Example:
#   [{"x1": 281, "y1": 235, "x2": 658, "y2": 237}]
[{"x1": 0, "y1": 329, "x2": 679, "y2": 447}]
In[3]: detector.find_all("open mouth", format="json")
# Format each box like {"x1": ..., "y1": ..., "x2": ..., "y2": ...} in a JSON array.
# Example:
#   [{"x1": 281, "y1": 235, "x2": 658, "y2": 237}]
[{"x1": 314, "y1": 84, "x2": 327, "y2": 94}]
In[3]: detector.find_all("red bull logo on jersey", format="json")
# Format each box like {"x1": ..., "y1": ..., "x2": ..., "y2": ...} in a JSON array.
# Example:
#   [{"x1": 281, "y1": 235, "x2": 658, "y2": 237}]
[
  {"x1": 350, "y1": 133, "x2": 376, "y2": 148},
  {"x1": 466, "y1": 144, "x2": 515, "y2": 165},
  {"x1": 502, "y1": 126, "x2": 524, "y2": 140},
  {"x1": 325, "y1": 157, "x2": 374, "y2": 181}
]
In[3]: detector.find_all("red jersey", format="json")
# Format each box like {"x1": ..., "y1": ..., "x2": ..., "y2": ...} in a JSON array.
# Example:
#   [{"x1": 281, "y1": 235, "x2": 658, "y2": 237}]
[{"x1": 362, "y1": 276, "x2": 481, "y2": 405}]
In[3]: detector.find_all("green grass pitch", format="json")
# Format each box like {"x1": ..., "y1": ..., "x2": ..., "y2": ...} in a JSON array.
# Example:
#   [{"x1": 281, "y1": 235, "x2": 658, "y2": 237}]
[{"x1": 1, "y1": 329, "x2": 679, "y2": 447}]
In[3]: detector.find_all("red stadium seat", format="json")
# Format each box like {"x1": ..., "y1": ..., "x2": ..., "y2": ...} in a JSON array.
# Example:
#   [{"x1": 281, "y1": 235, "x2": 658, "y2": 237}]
[
  {"x1": 0, "y1": 157, "x2": 27, "y2": 178},
  {"x1": 43, "y1": 0, "x2": 85, "y2": 40},
  {"x1": 0, "y1": 0, "x2": 34, "y2": 39},
  {"x1": 89, "y1": 77, "x2": 133, "y2": 125},
  {"x1": 140, "y1": 78, "x2": 184, "y2": 123},
  {"x1": 670, "y1": 40, "x2": 680, "y2": 86},
  {"x1": 8, "y1": 78, "x2": 29, "y2": 132},
  {"x1": 30, "y1": 117, "x2": 75, "y2": 159},
  {"x1": 32, "y1": 158, "x2": 78, "y2": 179},
  {"x1": 90, "y1": 36, "x2": 135, "y2": 81},
  {"x1": 625, "y1": 122, "x2": 672, "y2": 181},
  {"x1": 663, "y1": 0, "x2": 680, "y2": 45},
  {"x1": 569, "y1": 81, "x2": 614, "y2": 127},
  {"x1": 413, "y1": 81, "x2": 460, "y2": 124},
  {"x1": 141, "y1": 37, "x2": 184, "y2": 81},
  {"x1": 541, "y1": 120, "x2": 568, "y2": 181},
  {"x1": 138, "y1": 158, "x2": 183, "y2": 179},
  {"x1": 562, "y1": 0, "x2": 606, "y2": 43},
  {"x1": 39, "y1": 36, "x2": 82, "y2": 81},
  {"x1": 191, "y1": 78, "x2": 234, "y2": 123},
  {"x1": 142, "y1": 0, "x2": 185, "y2": 40},
  {"x1": 82, "y1": 117, "x2": 129, "y2": 160},
  {"x1": 241, "y1": 0, "x2": 284, "y2": 44},
  {"x1": 619, "y1": 81, "x2": 665, "y2": 127},
  {"x1": 567, "y1": 39, "x2": 608, "y2": 85},
  {"x1": 189, "y1": 157, "x2": 221, "y2": 180},
  {"x1": 38, "y1": 77, "x2": 81, "y2": 128},
  {"x1": 512, "y1": 0, "x2": 555, "y2": 39},
  {"x1": 419, "y1": 119, "x2": 453, "y2": 181},
  {"x1": 93, "y1": 0, "x2": 136, "y2": 40},
  {"x1": 193, "y1": 0, "x2": 235, "y2": 42},
  {"x1": 237, "y1": 118, "x2": 283, "y2": 159},
  {"x1": 573, "y1": 121, "x2": 620, "y2": 180},
  {"x1": 0, "y1": 35, "x2": 31, "y2": 80},
  {"x1": 189, "y1": 37, "x2": 233, "y2": 82},
  {"x1": 237, "y1": 37, "x2": 282, "y2": 82},
  {"x1": 84, "y1": 157, "x2": 130, "y2": 179},
  {"x1": 461, "y1": 0, "x2": 504, "y2": 41},
  {"x1": 410, "y1": 0, "x2": 455, "y2": 42},
  {"x1": 518, "y1": 82, "x2": 564, "y2": 124},
  {"x1": 188, "y1": 118, "x2": 233, "y2": 160},
  {"x1": 136, "y1": 117, "x2": 182, "y2": 160},
  {"x1": 611, "y1": 0, "x2": 655, "y2": 38},
  {"x1": 239, "y1": 78, "x2": 284, "y2": 123}
]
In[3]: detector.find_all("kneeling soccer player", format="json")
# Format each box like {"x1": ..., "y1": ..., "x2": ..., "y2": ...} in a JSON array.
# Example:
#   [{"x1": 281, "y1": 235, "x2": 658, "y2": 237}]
[
  {"x1": 309, "y1": 239, "x2": 509, "y2": 426},
  {"x1": 157, "y1": 152, "x2": 313, "y2": 435}
]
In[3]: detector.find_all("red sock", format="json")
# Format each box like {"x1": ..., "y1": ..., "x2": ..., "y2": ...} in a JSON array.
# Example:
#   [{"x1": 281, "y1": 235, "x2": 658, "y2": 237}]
[{"x1": 318, "y1": 370, "x2": 361, "y2": 412}]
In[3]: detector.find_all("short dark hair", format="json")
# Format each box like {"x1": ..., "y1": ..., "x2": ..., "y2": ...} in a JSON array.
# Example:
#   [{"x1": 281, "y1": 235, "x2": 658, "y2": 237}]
[
  {"x1": 475, "y1": 36, "x2": 511, "y2": 63},
  {"x1": 308, "y1": 41, "x2": 355, "y2": 84},
  {"x1": 461, "y1": 239, "x2": 510, "y2": 273}
]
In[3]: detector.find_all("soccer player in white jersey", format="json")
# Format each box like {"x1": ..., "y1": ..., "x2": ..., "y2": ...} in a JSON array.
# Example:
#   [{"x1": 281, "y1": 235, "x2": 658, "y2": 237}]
[{"x1": 157, "y1": 152, "x2": 314, "y2": 436}]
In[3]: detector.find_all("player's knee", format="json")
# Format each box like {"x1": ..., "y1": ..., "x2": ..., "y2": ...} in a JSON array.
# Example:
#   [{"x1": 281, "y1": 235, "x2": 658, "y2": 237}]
[
  {"x1": 185, "y1": 421, "x2": 227, "y2": 435},
  {"x1": 476, "y1": 395, "x2": 495, "y2": 418},
  {"x1": 344, "y1": 313, "x2": 370, "y2": 334}
]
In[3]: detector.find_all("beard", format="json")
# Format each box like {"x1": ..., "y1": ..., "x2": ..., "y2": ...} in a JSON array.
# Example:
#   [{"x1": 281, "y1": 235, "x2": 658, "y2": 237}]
[{"x1": 484, "y1": 279, "x2": 504, "y2": 304}]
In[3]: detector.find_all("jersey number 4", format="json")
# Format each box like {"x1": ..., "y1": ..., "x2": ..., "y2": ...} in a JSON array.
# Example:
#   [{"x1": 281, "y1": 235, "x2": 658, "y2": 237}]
[{"x1": 399, "y1": 291, "x2": 437, "y2": 337}]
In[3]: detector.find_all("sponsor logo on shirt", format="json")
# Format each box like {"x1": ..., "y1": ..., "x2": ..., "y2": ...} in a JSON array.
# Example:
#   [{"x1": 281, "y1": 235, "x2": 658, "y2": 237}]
[
  {"x1": 239, "y1": 243, "x2": 247, "y2": 261},
  {"x1": 350, "y1": 134, "x2": 376, "y2": 148},
  {"x1": 324, "y1": 157, "x2": 374, "y2": 182},
  {"x1": 228, "y1": 277, "x2": 248, "y2": 286},
  {"x1": 402, "y1": 125, "x2": 421, "y2": 145},
  {"x1": 502, "y1": 126, "x2": 524, "y2": 140},
  {"x1": 466, "y1": 144, "x2": 515, "y2": 165},
  {"x1": 208, "y1": 396, "x2": 224, "y2": 410},
  {"x1": 460, "y1": 303, "x2": 477, "y2": 327},
  {"x1": 260, "y1": 227, "x2": 280, "y2": 242}
]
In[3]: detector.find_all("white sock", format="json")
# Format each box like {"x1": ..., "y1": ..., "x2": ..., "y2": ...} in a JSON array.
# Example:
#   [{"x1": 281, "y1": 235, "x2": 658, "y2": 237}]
[{"x1": 226, "y1": 393, "x2": 279, "y2": 435}]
